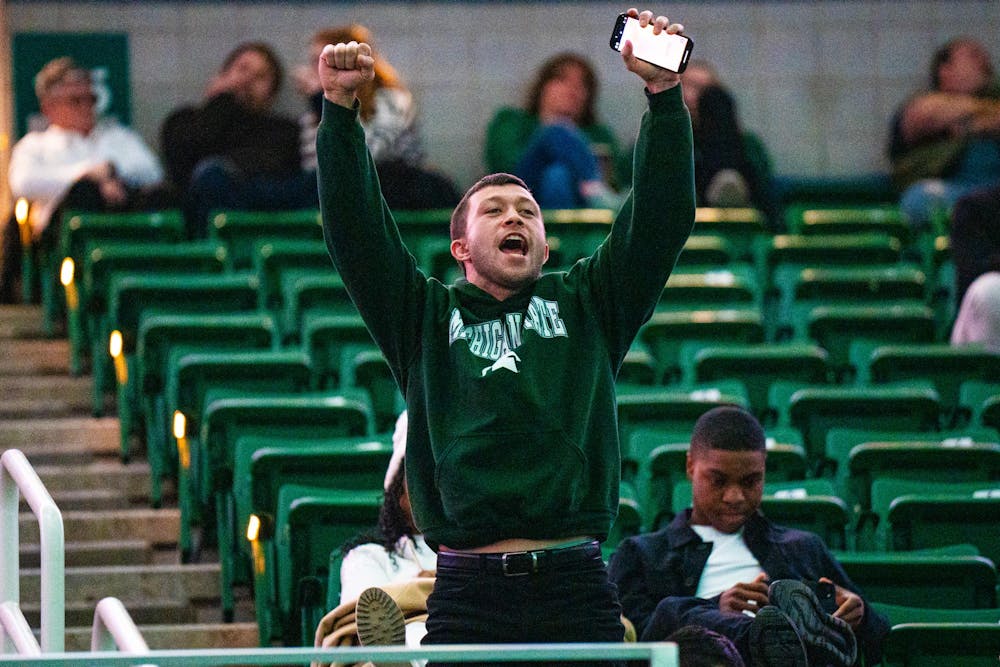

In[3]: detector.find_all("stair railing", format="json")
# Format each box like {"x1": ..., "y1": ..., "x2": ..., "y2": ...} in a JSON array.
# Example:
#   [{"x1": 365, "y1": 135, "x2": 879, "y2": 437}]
[{"x1": 0, "y1": 449, "x2": 64, "y2": 654}]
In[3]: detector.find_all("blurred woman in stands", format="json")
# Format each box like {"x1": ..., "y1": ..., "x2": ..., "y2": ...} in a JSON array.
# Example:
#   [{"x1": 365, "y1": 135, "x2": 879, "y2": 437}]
[{"x1": 295, "y1": 24, "x2": 458, "y2": 211}]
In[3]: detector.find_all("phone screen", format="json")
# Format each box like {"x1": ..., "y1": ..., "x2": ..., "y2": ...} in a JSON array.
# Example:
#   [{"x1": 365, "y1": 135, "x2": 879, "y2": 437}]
[{"x1": 610, "y1": 14, "x2": 692, "y2": 73}]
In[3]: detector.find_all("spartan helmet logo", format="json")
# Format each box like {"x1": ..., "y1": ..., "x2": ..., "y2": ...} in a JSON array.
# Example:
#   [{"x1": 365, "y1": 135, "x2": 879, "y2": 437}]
[{"x1": 481, "y1": 350, "x2": 521, "y2": 377}]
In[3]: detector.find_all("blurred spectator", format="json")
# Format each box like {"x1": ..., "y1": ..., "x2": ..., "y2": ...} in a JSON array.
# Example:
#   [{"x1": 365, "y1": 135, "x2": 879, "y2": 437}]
[
  {"x1": 951, "y1": 271, "x2": 1000, "y2": 350},
  {"x1": 2, "y1": 57, "x2": 168, "y2": 302},
  {"x1": 485, "y1": 51, "x2": 627, "y2": 209},
  {"x1": 667, "y1": 624, "x2": 746, "y2": 667},
  {"x1": 294, "y1": 24, "x2": 458, "y2": 211},
  {"x1": 160, "y1": 42, "x2": 308, "y2": 237},
  {"x1": 889, "y1": 37, "x2": 1000, "y2": 230},
  {"x1": 950, "y1": 181, "x2": 1000, "y2": 305},
  {"x1": 682, "y1": 60, "x2": 776, "y2": 221}
]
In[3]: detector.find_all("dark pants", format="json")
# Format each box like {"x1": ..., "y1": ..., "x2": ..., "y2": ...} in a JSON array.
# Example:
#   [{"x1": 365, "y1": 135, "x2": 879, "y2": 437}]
[
  {"x1": 641, "y1": 596, "x2": 754, "y2": 663},
  {"x1": 423, "y1": 546, "x2": 625, "y2": 667}
]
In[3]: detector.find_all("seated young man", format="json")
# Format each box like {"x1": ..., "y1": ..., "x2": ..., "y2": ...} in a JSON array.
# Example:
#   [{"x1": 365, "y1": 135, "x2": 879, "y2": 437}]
[{"x1": 608, "y1": 406, "x2": 889, "y2": 667}]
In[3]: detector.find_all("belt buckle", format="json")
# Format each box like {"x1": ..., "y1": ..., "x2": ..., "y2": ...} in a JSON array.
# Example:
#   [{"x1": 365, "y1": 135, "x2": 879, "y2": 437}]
[{"x1": 501, "y1": 550, "x2": 538, "y2": 576}]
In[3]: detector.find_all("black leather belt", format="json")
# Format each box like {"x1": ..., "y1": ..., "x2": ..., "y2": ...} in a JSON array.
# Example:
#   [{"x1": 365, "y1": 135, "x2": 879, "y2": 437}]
[{"x1": 437, "y1": 540, "x2": 602, "y2": 577}]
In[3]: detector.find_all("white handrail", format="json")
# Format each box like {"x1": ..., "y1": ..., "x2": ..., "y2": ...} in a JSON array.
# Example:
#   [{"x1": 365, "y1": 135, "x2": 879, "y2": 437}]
[
  {"x1": 0, "y1": 601, "x2": 39, "y2": 656},
  {"x1": 0, "y1": 449, "x2": 65, "y2": 653},
  {"x1": 90, "y1": 598, "x2": 149, "y2": 655}
]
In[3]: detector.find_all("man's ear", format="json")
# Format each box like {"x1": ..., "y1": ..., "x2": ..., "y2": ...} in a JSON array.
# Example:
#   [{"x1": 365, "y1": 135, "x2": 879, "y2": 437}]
[
  {"x1": 450, "y1": 238, "x2": 470, "y2": 263},
  {"x1": 542, "y1": 242, "x2": 550, "y2": 265},
  {"x1": 685, "y1": 451, "x2": 694, "y2": 480}
]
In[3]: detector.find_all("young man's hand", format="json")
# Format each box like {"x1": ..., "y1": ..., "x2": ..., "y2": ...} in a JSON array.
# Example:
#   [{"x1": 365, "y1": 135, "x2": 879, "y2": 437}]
[
  {"x1": 718, "y1": 572, "x2": 770, "y2": 615},
  {"x1": 319, "y1": 41, "x2": 375, "y2": 109},
  {"x1": 620, "y1": 7, "x2": 683, "y2": 94},
  {"x1": 820, "y1": 577, "x2": 865, "y2": 628}
]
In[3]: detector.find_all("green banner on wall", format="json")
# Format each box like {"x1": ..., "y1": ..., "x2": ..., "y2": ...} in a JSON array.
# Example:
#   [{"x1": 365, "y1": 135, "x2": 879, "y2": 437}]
[{"x1": 12, "y1": 32, "x2": 131, "y2": 139}]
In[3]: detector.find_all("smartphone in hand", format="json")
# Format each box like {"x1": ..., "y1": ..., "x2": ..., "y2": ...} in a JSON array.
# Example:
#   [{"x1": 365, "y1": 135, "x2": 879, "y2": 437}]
[{"x1": 609, "y1": 13, "x2": 693, "y2": 74}]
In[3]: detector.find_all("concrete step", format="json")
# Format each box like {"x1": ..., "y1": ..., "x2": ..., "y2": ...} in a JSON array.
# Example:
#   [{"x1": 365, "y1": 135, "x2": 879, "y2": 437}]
[
  {"x1": 0, "y1": 338, "x2": 69, "y2": 376},
  {"x1": 20, "y1": 539, "x2": 154, "y2": 568},
  {"x1": 21, "y1": 597, "x2": 198, "y2": 628},
  {"x1": 0, "y1": 304, "x2": 50, "y2": 341},
  {"x1": 20, "y1": 563, "x2": 221, "y2": 605},
  {"x1": 0, "y1": 416, "x2": 118, "y2": 452},
  {"x1": 19, "y1": 508, "x2": 179, "y2": 546},
  {"x1": 63, "y1": 621, "x2": 260, "y2": 651},
  {"x1": 0, "y1": 377, "x2": 96, "y2": 419},
  {"x1": 24, "y1": 488, "x2": 132, "y2": 512},
  {"x1": 31, "y1": 461, "x2": 150, "y2": 499}
]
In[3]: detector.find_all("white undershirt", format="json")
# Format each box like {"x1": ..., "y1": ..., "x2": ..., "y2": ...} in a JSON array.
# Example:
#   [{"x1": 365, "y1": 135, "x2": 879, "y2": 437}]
[{"x1": 691, "y1": 524, "x2": 764, "y2": 600}]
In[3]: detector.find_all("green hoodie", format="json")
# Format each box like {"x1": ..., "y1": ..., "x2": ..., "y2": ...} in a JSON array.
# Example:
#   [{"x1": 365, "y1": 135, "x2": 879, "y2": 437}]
[{"x1": 318, "y1": 85, "x2": 694, "y2": 550}]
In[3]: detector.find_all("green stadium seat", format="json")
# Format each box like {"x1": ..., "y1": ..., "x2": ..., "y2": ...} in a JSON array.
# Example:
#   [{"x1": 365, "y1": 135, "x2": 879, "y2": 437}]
[
  {"x1": 656, "y1": 265, "x2": 761, "y2": 312},
  {"x1": 93, "y1": 272, "x2": 260, "y2": 418},
  {"x1": 774, "y1": 264, "x2": 927, "y2": 342},
  {"x1": 65, "y1": 239, "x2": 227, "y2": 376},
  {"x1": 209, "y1": 209, "x2": 322, "y2": 269},
  {"x1": 800, "y1": 304, "x2": 938, "y2": 375},
  {"x1": 881, "y1": 623, "x2": 1000, "y2": 667},
  {"x1": 258, "y1": 485, "x2": 382, "y2": 645},
  {"x1": 684, "y1": 343, "x2": 831, "y2": 418},
  {"x1": 770, "y1": 382, "x2": 942, "y2": 475},
  {"x1": 673, "y1": 235, "x2": 735, "y2": 267},
  {"x1": 691, "y1": 206, "x2": 768, "y2": 261},
  {"x1": 835, "y1": 552, "x2": 997, "y2": 609},
  {"x1": 638, "y1": 308, "x2": 765, "y2": 383},
  {"x1": 618, "y1": 345, "x2": 659, "y2": 386},
  {"x1": 339, "y1": 343, "x2": 402, "y2": 433},
  {"x1": 872, "y1": 601, "x2": 1000, "y2": 624},
  {"x1": 251, "y1": 239, "x2": 335, "y2": 311},
  {"x1": 872, "y1": 478, "x2": 1000, "y2": 565},
  {"x1": 790, "y1": 205, "x2": 911, "y2": 245},
  {"x1": 44, "y1": 209, "x2": 185, "y2": 336},
  {"x1": 855, "y1": 344, "x2": 1000, "y2": 422},
  {"x1": 179, "y1": 389, "x2": 373, "y2": 566},
  {"x1": 959, "y1": 381, "x2": 1000, "y2": 431},
  {"x1": 232, "y1": 434, "x2": 391, "y2": 637},
  {"x1": 825, "y1": 427, "x2": 1000, "y2": 509},
  {"x1": 129, "y1": 310, "x2": 279, "y2": 457},
  {"x1": 301, "y1": 311, "x2": 376, "y2": 388},
  {"x1": 754, "y1": 233, "x2": 902, "y2": 298},
  {"x1": 278, "y1": 270, "x2": 355, "y2": 342},
  {"x1": 847, "y1": 439, "x2": 1000, "y2": 522},
  {"x1": 161, "y1": 348, "x2": 313, "y2": 507}
]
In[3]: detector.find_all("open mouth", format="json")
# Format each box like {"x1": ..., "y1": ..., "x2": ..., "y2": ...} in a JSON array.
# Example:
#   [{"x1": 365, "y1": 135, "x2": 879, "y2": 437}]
[{"x1": 499, "y1": 234, "x2": 528, "y2": 256}]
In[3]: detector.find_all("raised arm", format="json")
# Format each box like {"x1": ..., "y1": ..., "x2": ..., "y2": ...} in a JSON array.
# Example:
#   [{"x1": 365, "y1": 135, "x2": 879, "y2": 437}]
[{"x1": 315, "y1": 41, "x2": 425, "y2": 376}]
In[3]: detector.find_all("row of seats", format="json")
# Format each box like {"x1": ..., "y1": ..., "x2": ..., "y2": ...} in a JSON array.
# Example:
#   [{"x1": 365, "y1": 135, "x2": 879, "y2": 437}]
[{"x1": 41, "y1": 205, "x2": 1000, "y2": 653}]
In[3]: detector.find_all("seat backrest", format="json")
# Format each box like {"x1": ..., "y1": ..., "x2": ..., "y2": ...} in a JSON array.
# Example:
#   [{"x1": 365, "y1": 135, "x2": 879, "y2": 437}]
[
  {"x1": 252, "y1": 239, "x2": 335, "y2": 310},
  {"x1": 882, "y1": 623, "x2": 1000, "y2": 667},
  {"x1": 61, "y1": 209, "x2": 185, "y2": 263},
  {"x1": 838, "y1": 553, "x2": 998, "y2": 609},
  {"x1": 209, "y1": 209, "x2": 323, "y2": 269},
  {"x1": 274, "y1": 484, "x2": 383, "y2": 644}
]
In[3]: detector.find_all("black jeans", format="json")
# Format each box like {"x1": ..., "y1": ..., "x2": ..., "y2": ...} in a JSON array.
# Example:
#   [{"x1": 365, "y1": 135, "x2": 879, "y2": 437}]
[{"x1": 423, "y1": 545, "x2": 626, "y2": 667}]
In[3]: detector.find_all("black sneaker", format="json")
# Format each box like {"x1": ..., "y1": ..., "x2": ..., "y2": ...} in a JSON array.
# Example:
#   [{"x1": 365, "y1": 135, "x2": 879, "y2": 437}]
[
  {"x1": 768, "y1": 580, "x2": 857, "y2": 667},
  {"x1": 749, "y1": 605, "x2": 808, "y2": 666}
]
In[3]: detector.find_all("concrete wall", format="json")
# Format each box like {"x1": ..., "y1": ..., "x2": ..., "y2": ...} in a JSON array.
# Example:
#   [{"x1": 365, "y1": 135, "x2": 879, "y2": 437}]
[{"x1": 6, "y1": 1, "x2": 1000, "y2": 191}]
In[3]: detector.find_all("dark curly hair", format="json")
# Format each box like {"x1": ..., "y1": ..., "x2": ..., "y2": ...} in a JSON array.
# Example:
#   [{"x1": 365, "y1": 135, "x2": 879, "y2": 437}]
[{"x1": 337, "y1": 459, "x2": 415, "y2": 557}]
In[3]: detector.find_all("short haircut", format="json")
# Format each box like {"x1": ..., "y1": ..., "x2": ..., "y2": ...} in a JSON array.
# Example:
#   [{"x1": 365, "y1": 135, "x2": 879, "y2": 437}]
[
  {"x1": 35, "y1": 57, "x2": 90, "y2": 101},
  {"x1": 690, "y1": 405, "x2": 766, "y2": 455},
  {"x1": 220, "y1": 41, "x2": 284, "y2": 97},
  {"x1": 667, "y1": 625, "x2": 746, "y2": 667},
  {"x1": 449, "y1": 172, "x2": 531, "y2": 241},
  {"x1": 526, "y1": 52, "x2": 598, "y2": 127}
]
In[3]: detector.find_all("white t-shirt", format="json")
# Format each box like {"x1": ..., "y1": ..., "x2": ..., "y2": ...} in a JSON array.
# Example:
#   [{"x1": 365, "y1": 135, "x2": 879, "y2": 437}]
[
  {"x1": 691, "y1": 524, "x2": 764, "y2": 600},
  {"x1": 339, "y1": 534, "x2": 437, "y2": 604}
]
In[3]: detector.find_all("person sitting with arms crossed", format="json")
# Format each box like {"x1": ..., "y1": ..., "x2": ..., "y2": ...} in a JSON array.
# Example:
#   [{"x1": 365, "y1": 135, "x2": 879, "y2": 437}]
[
  {"x1": 608, "y1": 406, "x2": 889, "y2": 667},
  {"x1": 315, "y1": 6, "x2": 695, "y2": 665}
]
